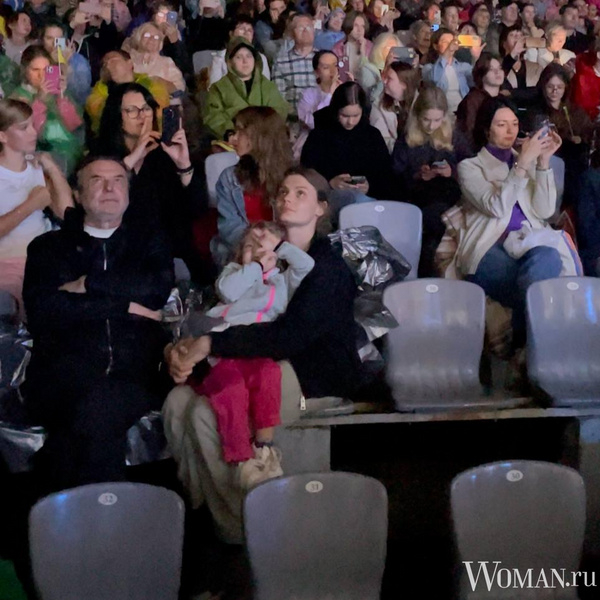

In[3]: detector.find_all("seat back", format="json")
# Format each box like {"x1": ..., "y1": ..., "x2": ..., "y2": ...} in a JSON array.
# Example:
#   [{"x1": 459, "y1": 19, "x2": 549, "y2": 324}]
[
  {"x1": 244, "y1": 472, "x2": 388, "y2": 600},
  {"x1": 383, "y1": 279, "x2": 485, "y2": 410},
  {"x1": 451, "y1": 460, "x2": 585, "y2": 598},
  {"x1": 527, "y1": 277, "x2": 600, "y2": 405},
  {"x1": 205, "y1": 152, "x2": 239, "y2": 208},
  {"x1": 0, "y1": 290, "x2": 17, "y2": 318},
  {"x1": 192, "y1": 49, "x2": 214, "y2": 74},
  {"x1": 339, "y1": 201, "x2": 422, "y2": 280},
  {"x1": 550, "y1": 155, "x2": 565, "y2": 213},
  {"x1": 29, "y1": 482, "x2": 184, "y2": 600}
]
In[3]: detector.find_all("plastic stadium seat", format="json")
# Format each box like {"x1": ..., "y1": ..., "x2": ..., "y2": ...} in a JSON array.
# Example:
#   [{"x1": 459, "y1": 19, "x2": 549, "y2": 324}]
[
  {"x1": 527, "y1": 277, "x2": 600, "y2": 406},
  {"x1": 383, "y1": 279, "x2": 487, "y2": 411},
  {"x1": 244, "y1": 472, "x2": 388, "y2": 600},
  {"x1": 550, "y1": 155, "x2": 565, "y2": 213},
  {"x1": 205, "y1": 152, "x2": 239, "y2": 208},
  {"x1": 451, "y1": 460, "x2": 585, "y2": 600},
  {"x1": 0, "y1": 290, "x2": 17, "y2": 318},
  {"x1": 29, "y1": 483, "x2": 184, "y2": 600},
  {"x1": 339, "y1": 201, "x2": 422, "y2": 280}
]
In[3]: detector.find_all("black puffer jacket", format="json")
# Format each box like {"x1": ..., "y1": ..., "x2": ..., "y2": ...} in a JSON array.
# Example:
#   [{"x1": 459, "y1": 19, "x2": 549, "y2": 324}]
[{"x1": 23, "y1": 207, "x2": 174, "y2": 384}]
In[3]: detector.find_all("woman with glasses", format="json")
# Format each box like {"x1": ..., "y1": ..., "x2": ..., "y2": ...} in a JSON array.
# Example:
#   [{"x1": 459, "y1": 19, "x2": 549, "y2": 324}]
[
  {"x1": 525, "y1": 63, "x2": 592, "y2": 208},
  {"x1": 127, "y1": 22, "x2": 186, "y2": 94},
  {"x1": 95, "y1": 82, "x2": 206, "y2": 280},
  {"x1": 10, "y1": 45, "x2": 84, "y2": 177}
]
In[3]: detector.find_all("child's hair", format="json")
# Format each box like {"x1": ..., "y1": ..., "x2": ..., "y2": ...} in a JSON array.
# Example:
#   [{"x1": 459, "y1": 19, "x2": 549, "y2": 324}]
[{"x1": 233, "y1": 221, "x2": 286, "y2": 264}]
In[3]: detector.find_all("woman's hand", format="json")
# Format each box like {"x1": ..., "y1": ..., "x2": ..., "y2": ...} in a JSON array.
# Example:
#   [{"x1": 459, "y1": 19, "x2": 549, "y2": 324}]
[
  {"x1": 442, "y1": 37, "x2": 459, "y2": 61},
  {"x1": 166, "y1": 336, "x2": 211, "y2": 383},
  {"x1": 123, "y1": 118, "x2": 160, "y2": 170},
  {"x1": 418, "y1": 164, "x2": 437, "y2": 181},
  {"x1": 59, "y1": 275, "x2": 87, "y2": 293},
  {"x1": 518, "y1": 128, "x2": 547, "y2": 170},
  {"x1": 161, "y1": 127, "x2": 191, "y2": 170},
  {"x1": 161, "y1": 22, "x2": 179, "y2": 43},
  {"x1": 469, "y1": 40, "x2": 486, "y2": 61},
  {"x1": 128, "y1": 301, "x2": 162, "y2": 320},
  {"x1": 381, "y1": 8, "x2": 399, "y2": 29},
  {"x1": 330, "y1": 174, "x2": 358, "y2": 190},
  {"x1": 510, "y1": 37, "x2": 525, "y2": 60},
  {"x1": 431, "y1": 163, "x2": 452, "y2": 178},
  {"x1": 70, "y1": 9, "x2": 90, "y2": 28},
  {"x1": 538, "y1": 129, "x2": 562, "y2": 169}
]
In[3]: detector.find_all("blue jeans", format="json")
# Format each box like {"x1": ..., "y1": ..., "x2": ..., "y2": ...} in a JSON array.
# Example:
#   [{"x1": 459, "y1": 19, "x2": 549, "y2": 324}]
[{"x1": 466, "y1": 242, "x2": 562, "y2": 347}]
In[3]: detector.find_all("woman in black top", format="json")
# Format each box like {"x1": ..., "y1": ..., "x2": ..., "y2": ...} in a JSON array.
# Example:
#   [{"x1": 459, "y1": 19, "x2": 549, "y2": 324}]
[
  {"x1": 95, "y1": 82, "x2": 207, "y2": 280},
  {"x1": 301, "y1": 81, "x2": 394, "y2": 220},
  {"x1": 163, "y1": 167, "x2": 360, "y2": 544}
]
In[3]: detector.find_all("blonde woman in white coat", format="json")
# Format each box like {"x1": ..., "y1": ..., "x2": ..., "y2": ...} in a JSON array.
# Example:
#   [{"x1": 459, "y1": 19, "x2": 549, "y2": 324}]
[{"x1": 457, "y1": 96, "x2": 568, "y2": 349}]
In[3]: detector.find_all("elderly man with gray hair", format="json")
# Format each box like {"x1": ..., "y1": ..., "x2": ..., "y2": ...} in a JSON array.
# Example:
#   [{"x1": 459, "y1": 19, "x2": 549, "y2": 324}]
[{"x1": 22, "y1": 155, "x2": 174, "y2": 493}]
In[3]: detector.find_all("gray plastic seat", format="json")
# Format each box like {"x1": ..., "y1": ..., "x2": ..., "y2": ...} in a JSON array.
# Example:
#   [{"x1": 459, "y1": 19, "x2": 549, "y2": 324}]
[
  {"x1": 451, "y1": 460, "x2": 585, "y2": 600},
  {"x1": 29, "y1": 482, "x2": 184, "y2": 600},
  {"x1": 527, "y1": 277, "x2": 600, "y2": 406},
  {"x1": 244, "y1": 472, "x2": 388, "y2": 600},
  {"x1": 383, "y1": 279, "x2": 488, "y2": 411},
  {"x1": 0, "y1": 290, "x2": 17, "y2": 318},
  {"x1": 205, "y1": 151, "x2": 239, "y2": 207},
  {"x1": 339, "y1": 201, "x2": 422, "y2": 280}
]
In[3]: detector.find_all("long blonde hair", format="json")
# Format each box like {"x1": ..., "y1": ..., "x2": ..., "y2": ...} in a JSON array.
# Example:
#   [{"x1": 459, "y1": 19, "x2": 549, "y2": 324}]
[{"x1": 405, "y1": 84, "x2": 453, "y2": 151}]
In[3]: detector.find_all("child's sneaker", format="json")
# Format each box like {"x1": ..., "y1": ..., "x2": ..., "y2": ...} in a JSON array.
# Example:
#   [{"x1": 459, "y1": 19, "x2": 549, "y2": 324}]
[{"x1": 238, "y1": 444, "x2": 283, "y2": 490}]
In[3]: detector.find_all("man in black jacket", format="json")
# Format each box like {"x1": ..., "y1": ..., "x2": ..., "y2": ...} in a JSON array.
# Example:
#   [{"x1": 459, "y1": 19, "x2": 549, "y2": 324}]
[{"x1": 23, "y1": 156, "x2": 174, "y2": 492}]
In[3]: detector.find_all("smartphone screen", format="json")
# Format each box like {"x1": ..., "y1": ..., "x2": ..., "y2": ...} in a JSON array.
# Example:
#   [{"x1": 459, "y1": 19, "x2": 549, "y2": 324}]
[
  {"x1": 166, "y1": 10, "x2": 178, "y2": 25},
  {"x1": 54, "y1": 37, "x2": 66, "y2": 50},
  {"x1": 45, "y1": 65, "x2": 61, "y2": 95},
  {"x1": 161, "y1": 106, "x2": 181, "y2": 145},
  {"x1": 457, "y1": 34, "x2": 480, "y2": 47}
]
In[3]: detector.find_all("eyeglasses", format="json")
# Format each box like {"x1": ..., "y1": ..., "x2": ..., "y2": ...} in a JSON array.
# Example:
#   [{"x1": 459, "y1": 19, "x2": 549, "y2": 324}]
[
  {"x1": 122, "y1": 105, "x2": 154, "y2": 118},
  {"x1": 295, "y1": 25, "x2": 314, "y2": 31},
  {"x1": 142, "y1": 32, "x2": 162, "y2": 40}
]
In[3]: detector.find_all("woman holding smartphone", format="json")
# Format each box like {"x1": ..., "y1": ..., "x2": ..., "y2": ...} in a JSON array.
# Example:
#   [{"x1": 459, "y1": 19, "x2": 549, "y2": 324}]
[
  {"x1": 301, "y1": 81, "x2": 392, "y2": 221},
  {"x1": 10, "y1": 46, "x2": 83, "y2": 176},
  {"x1": 95, "y1": 82, "x2": 207, "y2": 281},
  {"x1": 392, "y1": 84, "x2": 465, "y2": 276}
]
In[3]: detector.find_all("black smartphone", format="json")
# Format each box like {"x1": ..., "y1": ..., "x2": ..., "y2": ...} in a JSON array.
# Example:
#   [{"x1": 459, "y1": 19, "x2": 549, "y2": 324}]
[
  {"x1": 161, "y1": 106, "x2": 181, "y2": 145},
  {"x1": 348, "y1": 175, "x2": 366, "y2": 185}
]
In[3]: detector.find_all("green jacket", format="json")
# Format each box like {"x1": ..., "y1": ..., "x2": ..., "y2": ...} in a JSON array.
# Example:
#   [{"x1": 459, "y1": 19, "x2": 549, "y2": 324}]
[{"x1": 204, "y1": 67, "x2": 290, "y2": 138}]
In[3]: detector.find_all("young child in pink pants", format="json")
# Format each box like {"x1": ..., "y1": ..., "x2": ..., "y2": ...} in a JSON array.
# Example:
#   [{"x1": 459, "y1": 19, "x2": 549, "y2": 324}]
[{"x1": 189, "y1": 221, "x2": 314, "y2": 488}]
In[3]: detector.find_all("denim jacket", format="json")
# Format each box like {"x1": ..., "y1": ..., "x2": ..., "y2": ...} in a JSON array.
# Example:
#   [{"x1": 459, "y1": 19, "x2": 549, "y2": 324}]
[
  {"x1": 422, "y1": 57, "x2": 473, "y2": 100},
  {"x1": 210, "y1": 165, "x2": 247, "y2": 267}
]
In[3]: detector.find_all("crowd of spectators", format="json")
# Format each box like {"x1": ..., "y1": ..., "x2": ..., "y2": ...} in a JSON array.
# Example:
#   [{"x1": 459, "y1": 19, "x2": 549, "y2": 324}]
[{"x1": 0, "y1": 0, "x2": 600, "y2": 592}]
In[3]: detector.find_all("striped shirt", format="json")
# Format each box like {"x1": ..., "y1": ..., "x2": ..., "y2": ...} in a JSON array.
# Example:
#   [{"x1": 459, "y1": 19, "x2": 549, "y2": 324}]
[{"x1": 272, "y1": 46, "x2": 316, "y2": 115}]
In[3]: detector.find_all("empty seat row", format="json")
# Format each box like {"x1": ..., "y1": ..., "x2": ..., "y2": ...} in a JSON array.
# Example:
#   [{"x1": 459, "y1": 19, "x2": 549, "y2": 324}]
[
  {"x1": 28, "y1": 460, "x2": 585, "y2": 600},
  {"x1": 384, "y1": 277, "x2": 600, "y2": 410}
]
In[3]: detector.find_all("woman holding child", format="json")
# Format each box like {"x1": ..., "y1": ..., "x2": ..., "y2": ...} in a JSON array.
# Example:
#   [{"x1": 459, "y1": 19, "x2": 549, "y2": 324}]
[{"x1": 163, "y1": 167, "x2": 361, "y2": 545}]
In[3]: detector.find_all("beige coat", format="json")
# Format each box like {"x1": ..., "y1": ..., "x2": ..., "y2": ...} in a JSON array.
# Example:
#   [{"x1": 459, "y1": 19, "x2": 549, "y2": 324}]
[{"x1": 456, "y1": 147, "x2": 557, "y2": 276}]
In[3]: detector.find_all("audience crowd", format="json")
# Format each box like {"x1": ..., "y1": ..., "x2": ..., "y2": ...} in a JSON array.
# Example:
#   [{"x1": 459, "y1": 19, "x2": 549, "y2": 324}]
[{"x1": 0, "y1": 0, "x2": 599, "y2": 592}]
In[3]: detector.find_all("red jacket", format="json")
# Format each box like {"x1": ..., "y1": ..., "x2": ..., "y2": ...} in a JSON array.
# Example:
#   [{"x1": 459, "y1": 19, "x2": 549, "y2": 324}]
[{"x1": 572, "y1": 51, "x2": 600, "y2": 121}]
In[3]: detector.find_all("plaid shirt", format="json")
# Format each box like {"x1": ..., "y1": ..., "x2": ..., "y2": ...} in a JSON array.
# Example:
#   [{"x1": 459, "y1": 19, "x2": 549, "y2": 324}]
[{"x1": 272, "y1": 46, "x2": 316, "y2": 115}]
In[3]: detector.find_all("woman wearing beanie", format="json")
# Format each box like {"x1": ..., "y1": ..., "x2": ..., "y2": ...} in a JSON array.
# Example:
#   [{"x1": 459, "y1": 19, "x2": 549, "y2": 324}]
[{"x1": 203, "y1": 37, "x2": 289, "y2": 139}]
